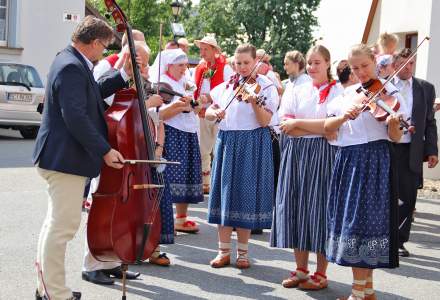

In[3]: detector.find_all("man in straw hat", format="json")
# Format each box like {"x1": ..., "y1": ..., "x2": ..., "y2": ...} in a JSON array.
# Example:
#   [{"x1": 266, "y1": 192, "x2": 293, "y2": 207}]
[{"x1": 193, "y1": 36, "x2": 234, "y2": 195}]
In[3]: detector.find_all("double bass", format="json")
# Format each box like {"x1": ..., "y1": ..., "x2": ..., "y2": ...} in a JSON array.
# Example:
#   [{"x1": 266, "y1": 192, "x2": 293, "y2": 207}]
[{"x1": 87, "y1": 1, "x2": 174, "y2": 298}]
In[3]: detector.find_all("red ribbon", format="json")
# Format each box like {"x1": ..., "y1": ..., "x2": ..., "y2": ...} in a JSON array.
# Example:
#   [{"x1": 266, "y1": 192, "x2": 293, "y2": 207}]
[{"x1": 314, "y1": 80, "x2": 337, "y2": 104}]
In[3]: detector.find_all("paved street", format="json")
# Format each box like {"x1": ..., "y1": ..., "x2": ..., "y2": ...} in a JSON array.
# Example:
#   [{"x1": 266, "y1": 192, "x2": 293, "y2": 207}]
[{"x1": 0, "y1": 128, "x2": 439, "y2": 300}]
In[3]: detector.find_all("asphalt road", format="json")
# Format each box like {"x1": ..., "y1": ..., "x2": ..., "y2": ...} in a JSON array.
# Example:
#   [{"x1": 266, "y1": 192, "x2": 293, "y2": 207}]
[{"x1": 0, "y1": 128, "x2": 439, "y2": 300}]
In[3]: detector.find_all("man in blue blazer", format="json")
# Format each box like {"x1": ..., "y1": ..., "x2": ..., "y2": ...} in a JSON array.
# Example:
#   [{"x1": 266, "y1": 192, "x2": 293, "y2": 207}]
[
  {"x1": 392, "y1": 48, "x2": 438, "y2": 258},
  {"x1": 33, "y1": 16, "x2": 130, "y2": 300}
]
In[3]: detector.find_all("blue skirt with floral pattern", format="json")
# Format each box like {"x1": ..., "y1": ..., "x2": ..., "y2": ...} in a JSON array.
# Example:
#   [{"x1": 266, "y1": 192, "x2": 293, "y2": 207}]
[
  {"x1": 208, "y1": 127, "x2": 274, "y2": 229},
  {"x1": 326, "y1": 140, "x2": 399, "y2": 269}
]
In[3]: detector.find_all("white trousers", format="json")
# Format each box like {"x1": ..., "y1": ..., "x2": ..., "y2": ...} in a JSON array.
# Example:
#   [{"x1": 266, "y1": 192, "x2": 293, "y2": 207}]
[
  {"x1": 36, "y1": 167, "x2": 86, "y2": 300},
  {"x1": 199, "y1": 117, "x2": 218, "y2": 185},
  {"x1": 82, "y1": 231, "x2": 120, "y2": 272},
  {"x1": 82, "y1": 175, "x2": 120, "y2": 272}
]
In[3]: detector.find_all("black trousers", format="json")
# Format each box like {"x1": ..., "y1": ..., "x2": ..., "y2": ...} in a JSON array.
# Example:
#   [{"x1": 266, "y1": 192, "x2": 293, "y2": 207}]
[
  {"x1": 271, "y1": 130, "x2": 281, "y2": 193},
  {"x1": 394, "y1": 143, "x2": 420, "y2": 245}
]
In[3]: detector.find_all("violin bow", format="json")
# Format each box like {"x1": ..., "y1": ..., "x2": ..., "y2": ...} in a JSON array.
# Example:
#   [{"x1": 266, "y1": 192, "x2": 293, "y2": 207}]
[
  {"x1": 218, "y1": 46, "x2": 273, "y2": 121},
  {"x1": 157, "y1": 23, "x2": 163, "y2": 94},
  {"x1": 360, "y1": 36, "x2": 430, "y2": 112}
]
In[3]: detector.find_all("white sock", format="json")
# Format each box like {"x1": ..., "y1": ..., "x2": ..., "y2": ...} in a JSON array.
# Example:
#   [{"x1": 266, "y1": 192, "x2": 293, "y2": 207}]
[
  {"x1": 218, "y1": 242, "x2": 231, "y2": 258},
  {"x1": 237, "y1": 243, "x2": 248, "y2": 259}
]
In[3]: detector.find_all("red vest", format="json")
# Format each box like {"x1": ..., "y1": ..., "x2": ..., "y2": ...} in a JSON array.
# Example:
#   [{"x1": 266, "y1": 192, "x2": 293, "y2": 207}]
[
  {"x1": 194, "y1": 55, "x2": 228, "y2": 100},
  {"x1": 105, "y1": 54, "x2": 119, "y2": 67}
]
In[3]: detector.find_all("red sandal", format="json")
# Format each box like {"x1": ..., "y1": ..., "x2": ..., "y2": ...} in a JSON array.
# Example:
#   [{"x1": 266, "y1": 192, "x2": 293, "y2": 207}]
[
  {"x1": 175, "y1": 215, "x2": 199, "y2": 233},
  {"x1": 299, "y1": 272, "x2": 328, "y2": 290},
  {"x1": 282, "y1": 268, "x2": 309, "y2": 288}
]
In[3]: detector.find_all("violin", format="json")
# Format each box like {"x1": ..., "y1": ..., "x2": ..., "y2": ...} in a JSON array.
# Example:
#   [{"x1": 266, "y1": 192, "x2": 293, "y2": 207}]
[
  {"x1": 352, "y1": 36, "x2": 431, "y2": 134},
  {"x1": 354, "y1": 79, "x2": 414, "y2": 133},
  {"x1": 144, "y1": 80, "x2": 181, "y2": 104},
  {"x1": 234, "y1": 76, "x2": 267, "y2": 106},
  {"x1": 219, "y1": 48, "x2": 272, "y2": 122}
]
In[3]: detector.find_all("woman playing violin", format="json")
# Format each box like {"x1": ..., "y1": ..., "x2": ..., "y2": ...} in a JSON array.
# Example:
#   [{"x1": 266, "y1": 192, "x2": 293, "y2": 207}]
[
  {"x1": 324, "y1": 44, "x2": 403, "y2": 300},
  {"x1": 205, "y1": 43, "x2": 279, "y2": 269},
  {"x1": 150, "y1": 49, "x2": 204, "y2": 239}
]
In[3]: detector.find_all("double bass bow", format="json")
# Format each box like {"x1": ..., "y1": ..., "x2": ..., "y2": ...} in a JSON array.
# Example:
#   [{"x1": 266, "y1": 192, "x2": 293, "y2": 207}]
[{"x1": 87, "y1": 1, "x2": 177, "y2": 299}]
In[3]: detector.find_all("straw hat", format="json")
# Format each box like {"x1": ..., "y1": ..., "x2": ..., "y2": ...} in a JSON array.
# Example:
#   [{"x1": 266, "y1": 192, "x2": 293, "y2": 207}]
[{"x1": 194, "y1": 36, "x2": 221, "y2": 52}]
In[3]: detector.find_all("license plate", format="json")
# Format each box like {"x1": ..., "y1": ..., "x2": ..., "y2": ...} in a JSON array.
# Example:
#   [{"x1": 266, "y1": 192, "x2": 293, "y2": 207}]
[{"x1": 7, "y1": 93, "x2": 33, "y2": 102}]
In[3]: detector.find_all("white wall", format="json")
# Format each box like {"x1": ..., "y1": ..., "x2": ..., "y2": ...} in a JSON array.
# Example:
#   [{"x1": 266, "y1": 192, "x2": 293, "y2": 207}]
[
  {"x1": 0, "y1": 0, "x2": 85, "y2": 83},
  {"x1": 424, "y1": 0, "x2": 440, "y2": 179},
  {"x1": 367, "y1": 0, "x2": 432, "y2": 80}
]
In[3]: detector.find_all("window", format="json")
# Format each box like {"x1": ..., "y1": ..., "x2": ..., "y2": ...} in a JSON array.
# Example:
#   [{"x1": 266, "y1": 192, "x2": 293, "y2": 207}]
[
  {"x1": 0, "y1": 64, "x2": 44, "y2": 88},
  {"x1": 405, "y1": 33, "x2": 418, "y2": 51},
  {"x1": 0, "y1": 0, "x2": 7, "y2": 46}
]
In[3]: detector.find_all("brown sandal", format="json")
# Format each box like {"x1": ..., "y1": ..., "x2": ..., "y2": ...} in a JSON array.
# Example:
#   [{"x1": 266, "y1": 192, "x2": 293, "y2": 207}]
[
  {"x1": 149, "y1": 253, "x2": 170, "y2": 266},
  {"x1": 236, "y1": 249, "x2": 250, "y2": 269},
  {"x1": 210, "y1": 254, "x2": 231, "y2": 268}
]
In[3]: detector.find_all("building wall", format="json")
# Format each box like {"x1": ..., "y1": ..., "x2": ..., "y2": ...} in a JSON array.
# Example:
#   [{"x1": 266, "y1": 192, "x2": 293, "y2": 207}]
[
  {"x1": 366, "y1": 0, "x2": 433, "y2": 80},
  {"x1": 0, "y1": 0, "x2": 85, "y2": 82}
]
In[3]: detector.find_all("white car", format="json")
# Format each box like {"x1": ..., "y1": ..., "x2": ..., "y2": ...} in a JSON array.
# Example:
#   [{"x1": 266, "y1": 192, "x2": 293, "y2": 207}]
[{"x1": 0, "y1": 62, "x2": 45, "y2": 139}]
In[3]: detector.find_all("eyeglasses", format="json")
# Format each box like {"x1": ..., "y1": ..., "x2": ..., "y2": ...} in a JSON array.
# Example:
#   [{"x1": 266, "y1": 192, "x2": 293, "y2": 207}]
[{"x1": 97, "y1": 40, "x2": 110, "y2": 49}]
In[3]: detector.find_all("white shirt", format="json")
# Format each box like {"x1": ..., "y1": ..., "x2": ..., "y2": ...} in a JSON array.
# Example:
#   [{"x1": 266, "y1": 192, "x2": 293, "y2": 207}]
[
  {"x1": 93, "y1": 55, "x2": 130, "y2": 107},
  {"x1": 393, "y1": 77, "x2": 413, "y2": 143},
  {"x1": 327, "y1": 81, "x2": 405, "y2": 147},
  {"x1": 159, "y1": 74, "x2": 199, "y2": 133},
  {"x1": 199, "y1": 64, "x2": 234, "y2": 95},
  {"x1": 210, "y1": 74, "x2": 279, "y2": 131},
  {"x1": 278, "y1": 81, "x2": 344, "y2": 138},
  {"x1": 266, "y1": 70, "x2": 282, "y2": 88},
  {"x1": 78, "y1": 50, "x2": 94, "y2": 71},
  {"x1": 281, "y1": 73, "x2": 311, "y2": 106},
  {"x1": 93, "y1": 59, "x2": 114, "y2": 106}
]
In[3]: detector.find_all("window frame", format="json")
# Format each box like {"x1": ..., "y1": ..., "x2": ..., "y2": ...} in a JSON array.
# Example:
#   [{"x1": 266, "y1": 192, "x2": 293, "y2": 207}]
[{"x1": 0, "y1": 0, "x2": 8, "y2": 46}]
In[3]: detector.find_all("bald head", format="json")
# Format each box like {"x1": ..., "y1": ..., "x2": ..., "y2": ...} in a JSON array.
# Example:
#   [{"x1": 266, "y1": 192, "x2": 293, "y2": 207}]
[
  {"x1": 178, "y1": 38, "x2": 189, "y2": 53},
  {"x1": 121, "y1": 29, "x2": 145, "y2": 47}
]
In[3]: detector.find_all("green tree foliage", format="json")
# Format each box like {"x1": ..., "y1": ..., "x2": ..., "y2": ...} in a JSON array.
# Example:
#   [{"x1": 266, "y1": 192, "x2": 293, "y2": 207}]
[
  {"x1": 88, "y1": 0, "x2": 320, "y2": 75},
  {"x1": 184, "y1": 0, "x2": 320, "y2": 76},
  {"x1": 88, "y1": 0, "x2": 193, "y2": 60}
]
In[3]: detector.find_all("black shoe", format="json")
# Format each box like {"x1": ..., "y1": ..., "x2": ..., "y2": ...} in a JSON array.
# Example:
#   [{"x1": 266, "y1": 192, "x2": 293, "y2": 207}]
[
  {"x1": 82, "y1": 270, "x2": 114, "y2": 285},
  {"x1": 251, "y1": 229, "x2": 263, "y2": 234},
  {"x1": 399, "y1": 246, "x2": 410, "y2": 257},
  {"x1": 102, "y1": 266, "x2": 141, "y2": 280},
  {"x1": 36, "y1": 289, "x2": 81, "y2": 299},
  {"x1": 35, "y1": 289, "x2": 44, "y2": 300}
]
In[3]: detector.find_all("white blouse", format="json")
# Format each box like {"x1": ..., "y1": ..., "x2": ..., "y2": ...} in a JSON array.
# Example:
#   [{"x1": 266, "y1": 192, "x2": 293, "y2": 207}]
[
  {"x1": 327, "y1": 81, "x2": 405, "y2": 147},
  {"x1": 210, "y1": 74, "x2": 279, "y2": 131},
  {"x1": 159, "y1": 74, "x2": 199, "y2": 133},
  {"x1": 278, "y1": 81, "x2": 344, "y2": 138},
  {"x1": 282, "y1": 73, "x2": 311, "y2": 98}
]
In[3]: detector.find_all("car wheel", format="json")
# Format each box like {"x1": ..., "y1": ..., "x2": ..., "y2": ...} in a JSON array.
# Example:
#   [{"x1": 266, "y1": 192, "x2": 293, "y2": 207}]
[{"x1": 19, "y1": 126, "x2": 39, "y2": 139}]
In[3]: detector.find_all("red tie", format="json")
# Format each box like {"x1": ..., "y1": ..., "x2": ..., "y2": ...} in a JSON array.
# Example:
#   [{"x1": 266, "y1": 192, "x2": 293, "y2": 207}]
[{"x1": 314, "y1": 80, "x2": 337, "y2": 104}]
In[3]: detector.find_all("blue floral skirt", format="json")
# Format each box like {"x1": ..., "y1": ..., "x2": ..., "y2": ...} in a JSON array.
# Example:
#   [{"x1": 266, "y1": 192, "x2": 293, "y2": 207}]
[
  {"x1": 208, "y1": 127, "x2": 274, "y2": 229},
  {"x1": 159, "y1": 125, "x2": 203, "y2": 244},
  {"x1": 326, "y1": 140, "x2": 399, "y2": 269},
  {"x1": 163, "y1": 124, "x2": 204, "y2": 204}
]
